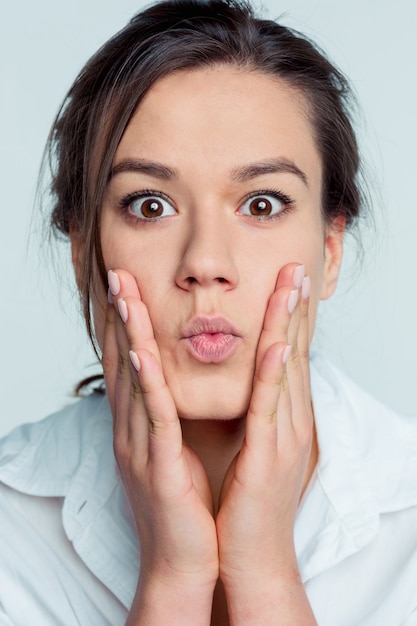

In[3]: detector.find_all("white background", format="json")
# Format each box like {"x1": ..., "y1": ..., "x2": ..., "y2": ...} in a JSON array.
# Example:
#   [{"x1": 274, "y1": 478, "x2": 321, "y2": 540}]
[{"x1": 1, "y1": 0, "x2": 416, "y2": 436}]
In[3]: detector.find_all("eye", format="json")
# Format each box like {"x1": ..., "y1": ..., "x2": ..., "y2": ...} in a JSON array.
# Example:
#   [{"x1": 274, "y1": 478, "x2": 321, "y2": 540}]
[
  {"x1": 238, "y1": 191, "x2": 292, "y2": 219},
  {"x1": 123, "y1": 192, "x2": 176, "y2": 220}
]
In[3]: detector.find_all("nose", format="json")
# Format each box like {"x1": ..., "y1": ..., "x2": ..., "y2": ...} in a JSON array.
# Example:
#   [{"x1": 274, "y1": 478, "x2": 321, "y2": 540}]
[{"x1": 175, "y1": 209, "x2": 239, "y2": 291}]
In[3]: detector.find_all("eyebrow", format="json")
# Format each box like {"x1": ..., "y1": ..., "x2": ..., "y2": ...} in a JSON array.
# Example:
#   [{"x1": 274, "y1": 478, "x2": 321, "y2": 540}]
[
  {"x1": 110, "y1": 159, "x2": 178, "y2": 181},
  {"x1": 230, "y1": 159, "x2": 308, "y2": 186},
  {"x1": 109, "y1": 157, "x2": 308, "y2": 186}
]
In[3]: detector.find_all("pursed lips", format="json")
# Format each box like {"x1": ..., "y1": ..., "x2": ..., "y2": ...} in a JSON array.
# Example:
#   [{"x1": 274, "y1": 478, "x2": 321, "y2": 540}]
[{"x1": 181, "y1": 316, "x2": 241, "y2": 363}]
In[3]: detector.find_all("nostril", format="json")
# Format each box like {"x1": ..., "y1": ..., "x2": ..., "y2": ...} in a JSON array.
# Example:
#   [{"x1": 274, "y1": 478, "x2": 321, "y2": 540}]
[{"x1": 180, "y1": 274, "x2": 232, "y2": 287}]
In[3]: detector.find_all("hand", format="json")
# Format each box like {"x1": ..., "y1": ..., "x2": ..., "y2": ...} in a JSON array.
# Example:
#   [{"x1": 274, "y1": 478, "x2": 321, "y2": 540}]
[
  {"x1": 103, "y1": 270, "x2": 218, "y2": 623},
  {"x1": 215, "y1": 263, "x2": 316, "y2": 622}
]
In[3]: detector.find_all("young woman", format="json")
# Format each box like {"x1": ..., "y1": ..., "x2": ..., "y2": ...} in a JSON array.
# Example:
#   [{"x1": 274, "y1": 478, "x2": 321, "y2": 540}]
[{"x1": 1, "y1": 1, "x2": 416, "y2": 624}]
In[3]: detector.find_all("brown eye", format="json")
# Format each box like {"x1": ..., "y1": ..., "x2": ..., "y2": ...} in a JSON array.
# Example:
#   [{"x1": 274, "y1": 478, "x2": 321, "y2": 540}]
[
  {"x1": 249, "y1": 197, "x2": 273, "y2": 216},
  {"x1": 129, "y1": 194, "x2": 176, "y2": 220},
  {"x1": 238, "y1": 193, "x2": 286, "y2": 219},
  {"x1": 141, "y1": 198, "x2": 163, "y2": 218}
]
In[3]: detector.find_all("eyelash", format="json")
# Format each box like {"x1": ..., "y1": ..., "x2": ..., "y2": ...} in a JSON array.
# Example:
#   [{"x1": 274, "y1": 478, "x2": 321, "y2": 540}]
[
  {"x1": 118, "y1": 189, "x2": 175, "y2": 224},
  {"x1": 239, "y1": 188, "x2": 295, "y2": 221},
  {"x1": 117, "y1": 187, "x2": 295, "y2": 224}
]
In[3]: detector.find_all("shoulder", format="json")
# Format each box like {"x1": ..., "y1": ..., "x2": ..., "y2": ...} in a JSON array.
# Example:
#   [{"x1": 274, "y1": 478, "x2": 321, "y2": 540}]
[{"x1": 0, "y1": 393, "x2": 112, "y2": 496}]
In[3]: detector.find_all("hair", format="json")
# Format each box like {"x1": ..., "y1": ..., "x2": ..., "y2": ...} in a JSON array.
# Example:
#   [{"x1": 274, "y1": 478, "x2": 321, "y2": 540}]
[{"x1": 45, "y1": 0, "x2": 363, "y2": 362}]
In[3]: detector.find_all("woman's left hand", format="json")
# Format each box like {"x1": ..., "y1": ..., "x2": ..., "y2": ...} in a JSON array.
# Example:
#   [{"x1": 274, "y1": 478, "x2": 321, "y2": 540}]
[{"x1": 216, "y1": 263, "x2": 317, "y2": 624}]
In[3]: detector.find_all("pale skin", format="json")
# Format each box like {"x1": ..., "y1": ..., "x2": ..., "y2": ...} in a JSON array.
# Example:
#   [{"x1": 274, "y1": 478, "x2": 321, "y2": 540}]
[{"x1": 71, "y1": 66, "x2": 345, "y2": 625}]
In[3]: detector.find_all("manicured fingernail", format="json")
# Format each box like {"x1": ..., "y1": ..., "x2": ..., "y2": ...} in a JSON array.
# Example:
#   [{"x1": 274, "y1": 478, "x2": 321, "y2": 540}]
[
  {"x1": 288, "y1": 289, "x2": 298, "y2": 314},
  {"x1": 129, "y1": 350, "x2": 141, "y2": 372},
  {"x1": 283, "y1": 344, "x2": 292, "y2": 364},
  {"x1": 107, "y1": 288, "x2": 114, "y2": 304},
  {"x1": 302, "y1": 276, "x2": 311, "y2": 299},
  {"x1": 118, "y1": 298, "x2": 128, "y2": 323},
  {"x1": 293, "y1": 265, "x2": 305, "y2": 288},
  {"x1": 108, "y1": 270, "x2": 120, "y2": 296}
]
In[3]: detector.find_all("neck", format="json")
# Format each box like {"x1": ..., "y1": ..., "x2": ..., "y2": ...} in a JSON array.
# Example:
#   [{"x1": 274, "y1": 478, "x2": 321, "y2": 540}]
[
  {"x1": 181, "y1": 417, "x2": 246, "y2": 512},
  {"x1": 180, "y1": 417, "x2": 319, "y2": 514}
]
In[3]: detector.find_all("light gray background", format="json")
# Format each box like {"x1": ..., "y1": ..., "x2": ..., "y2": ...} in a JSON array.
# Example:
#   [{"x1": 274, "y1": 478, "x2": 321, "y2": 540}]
[{"x1": 1, "y1": 0, "x2": 416, "y2": 436}]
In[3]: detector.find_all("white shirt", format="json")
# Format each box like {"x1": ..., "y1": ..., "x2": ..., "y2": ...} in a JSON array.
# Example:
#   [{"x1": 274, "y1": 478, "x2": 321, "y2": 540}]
[{"x1": 0, "y1": 355, "x2": 416, "y2": 625}]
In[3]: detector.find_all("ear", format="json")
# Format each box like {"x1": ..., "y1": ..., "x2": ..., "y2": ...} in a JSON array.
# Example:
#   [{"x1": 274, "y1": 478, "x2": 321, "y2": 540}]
[
  {"x1": 320, "y1": 216, "x2": 345, "y2": 301},
  {"x1": 69, "y1": 226, "x2": 83, "y2": 289}
]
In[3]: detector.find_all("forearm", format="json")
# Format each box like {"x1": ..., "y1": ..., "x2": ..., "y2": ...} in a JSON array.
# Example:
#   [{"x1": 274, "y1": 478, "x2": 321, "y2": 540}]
[{"x1": 126, "y1": 575, "x2": 215, "y2": 626}]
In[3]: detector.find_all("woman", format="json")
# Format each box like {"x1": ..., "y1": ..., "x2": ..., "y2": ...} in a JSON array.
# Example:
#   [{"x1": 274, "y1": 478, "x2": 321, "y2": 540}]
[{"x1": 1, "y1": 1, "x2": 416, "y2": 624}]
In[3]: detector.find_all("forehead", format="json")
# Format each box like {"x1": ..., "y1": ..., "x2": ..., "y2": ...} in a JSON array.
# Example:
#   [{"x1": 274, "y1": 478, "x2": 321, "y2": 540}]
[{"x1": 115, "y1": 66, "x2": 321, "y2": 188}]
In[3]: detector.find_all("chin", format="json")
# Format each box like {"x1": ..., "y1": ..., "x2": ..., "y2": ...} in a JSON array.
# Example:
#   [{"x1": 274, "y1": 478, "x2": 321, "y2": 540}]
[
  {"x1": 178, "y1": 406, "x2": 248, "y2": 422},
  {"x1": 173, "y1": 377, "x2": 252, "y2": 422}
]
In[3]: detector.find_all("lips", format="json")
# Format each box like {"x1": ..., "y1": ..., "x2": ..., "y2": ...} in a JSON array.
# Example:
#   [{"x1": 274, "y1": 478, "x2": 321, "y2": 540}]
[{"x1": 182, "y1": 316, "x2": 241, "y2": 363}]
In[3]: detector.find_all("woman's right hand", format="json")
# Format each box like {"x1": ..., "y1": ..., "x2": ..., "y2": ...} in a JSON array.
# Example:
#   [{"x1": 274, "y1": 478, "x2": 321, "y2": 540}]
[{"x1": 103, "y1": 269, "x2": 218, "y2": 625}]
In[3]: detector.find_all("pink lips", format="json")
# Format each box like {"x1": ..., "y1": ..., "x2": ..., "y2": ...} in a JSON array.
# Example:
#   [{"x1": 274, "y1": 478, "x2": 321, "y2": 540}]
[{"x1": 182, "y1": 316, "x2": 240, "y2": 363}]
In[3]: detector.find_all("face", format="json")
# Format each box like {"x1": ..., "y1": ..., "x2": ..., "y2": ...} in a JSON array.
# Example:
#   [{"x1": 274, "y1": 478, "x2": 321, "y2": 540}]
[{"x1": 77, "y1": 66, "x2": 344, "y2": 421}]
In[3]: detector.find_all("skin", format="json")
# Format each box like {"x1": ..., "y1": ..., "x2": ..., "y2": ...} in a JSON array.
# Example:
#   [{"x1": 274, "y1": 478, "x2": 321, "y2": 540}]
[{"x1": 72, "y1": 66, "x2": 345, "y2": 625}]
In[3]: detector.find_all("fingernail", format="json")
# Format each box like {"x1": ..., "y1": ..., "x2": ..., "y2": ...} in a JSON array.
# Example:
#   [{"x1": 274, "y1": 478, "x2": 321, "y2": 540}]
[
  {"x1": 293, "y1": 265, "x2": 305, "y2": 288},
  {"x1": 302, "y1": 276, "x2": 311, "y2": 300},
  {"x1": 283, "y1": 344, "x2": 292, "y2": 364},
  {"x1": 118, "y1": 298, "x2": 128, "y2": 323},
  {"x1": 108, "y1": 270, "x2": 120, "y2": 296},
  {"x1": 107, "y1": 288, "x2": 114, "y2": 304},
  {"x1": 129, "y1": 350, "x2": 141, "y2": 372},
  {"x1": 288, "y1": 289, "x2": 298, "y2": 314}
]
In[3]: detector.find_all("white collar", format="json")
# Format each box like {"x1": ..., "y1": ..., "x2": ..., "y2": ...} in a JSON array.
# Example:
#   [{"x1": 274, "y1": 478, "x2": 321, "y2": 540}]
[{"x1": 295, "y1": 355, "x2": 417, "y2": 582}]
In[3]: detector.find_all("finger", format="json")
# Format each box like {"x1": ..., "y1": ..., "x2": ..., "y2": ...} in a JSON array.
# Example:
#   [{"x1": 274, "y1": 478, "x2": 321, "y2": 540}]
[
  {"x1": 283, "y1": 344, "x2": 307, "y2": 433},
  {"x1": 282, "y1": 272, "x2": 310, "y2": 428},
  {"x1": 109, "y1": 271, "x2": 182, "y2": 465},
  {"x1": 264, "y1": 263, "x2": 305, "y2": 339},
  {"x1": 108, "y1": 271, "x2": 153, "y2": 460},
  {"x1": 287, "y1": 275, "x2": 312, "y2": 407},
  {"x1": 114, "y1": 300, "x2": 143, "y2": 446},
  {"x1": 255, "y1": 263, "x2": 304, "y2": 371},
  {"x1": 109, "y1": 268, "x2": 161, "y2": 438},
  {"x1": 280, "y1": 263, "x2": 305, "y2": 348},
  {"x1": 255, "y1": 286, "x2": 295, "y2": 372},
  {"x1": 115, "y1": 294, "x2": 163, "y2": 453},
  {"x1": 245, "y1": 342, "x2": 290, "y2": 459},
  {"x1": 108, "y1": 269, "x2": 149, "y2": 458},
  {"x1": 284, "y1": 277, "x2": 313, "y2": 434},
  {"x1": 108, "y1": 268, "x2": 141, "y2": 300},
  {"x1": 109, "y1": 269, "x2": 162, "y2": 364},
  {"x1": 131, "y1": 349, "x2": 184, "y2": 479},
  {"x1": 275, "y1": 361, "x2": 295, "y2": 444},
  {"x1": 298, "y1": 276, "x2": 312, "y2": 389},
  {"x1": 274, "y1": 262, "x2": 305, "y2": 290},
  {"x1": 286, "y1": 290, "x2": 301, "y2": 350},
  {"x1": 101, "y1": 294, "x2": 138, "y2": 464},
  {"x1": 101, "y1": 301, "x2": 119, "y2": 417}
]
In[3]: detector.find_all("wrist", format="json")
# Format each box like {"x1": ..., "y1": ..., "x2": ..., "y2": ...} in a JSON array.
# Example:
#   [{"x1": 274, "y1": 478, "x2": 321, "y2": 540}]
[
  {"x1": 222, "y1": 567, "x2": 316, "y2": 626},
  {"x1": 126, "y1": 571, "x2": 216, "y2": 626},
  {"x1": 220, "y1": 541, "x2": 300, "y2": 594}
]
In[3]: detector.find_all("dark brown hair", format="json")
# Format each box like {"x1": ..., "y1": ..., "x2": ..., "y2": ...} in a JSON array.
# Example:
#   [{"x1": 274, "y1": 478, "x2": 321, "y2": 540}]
[{"x1": 46, "y1": 0, "x2": 363, "y2": 358}]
